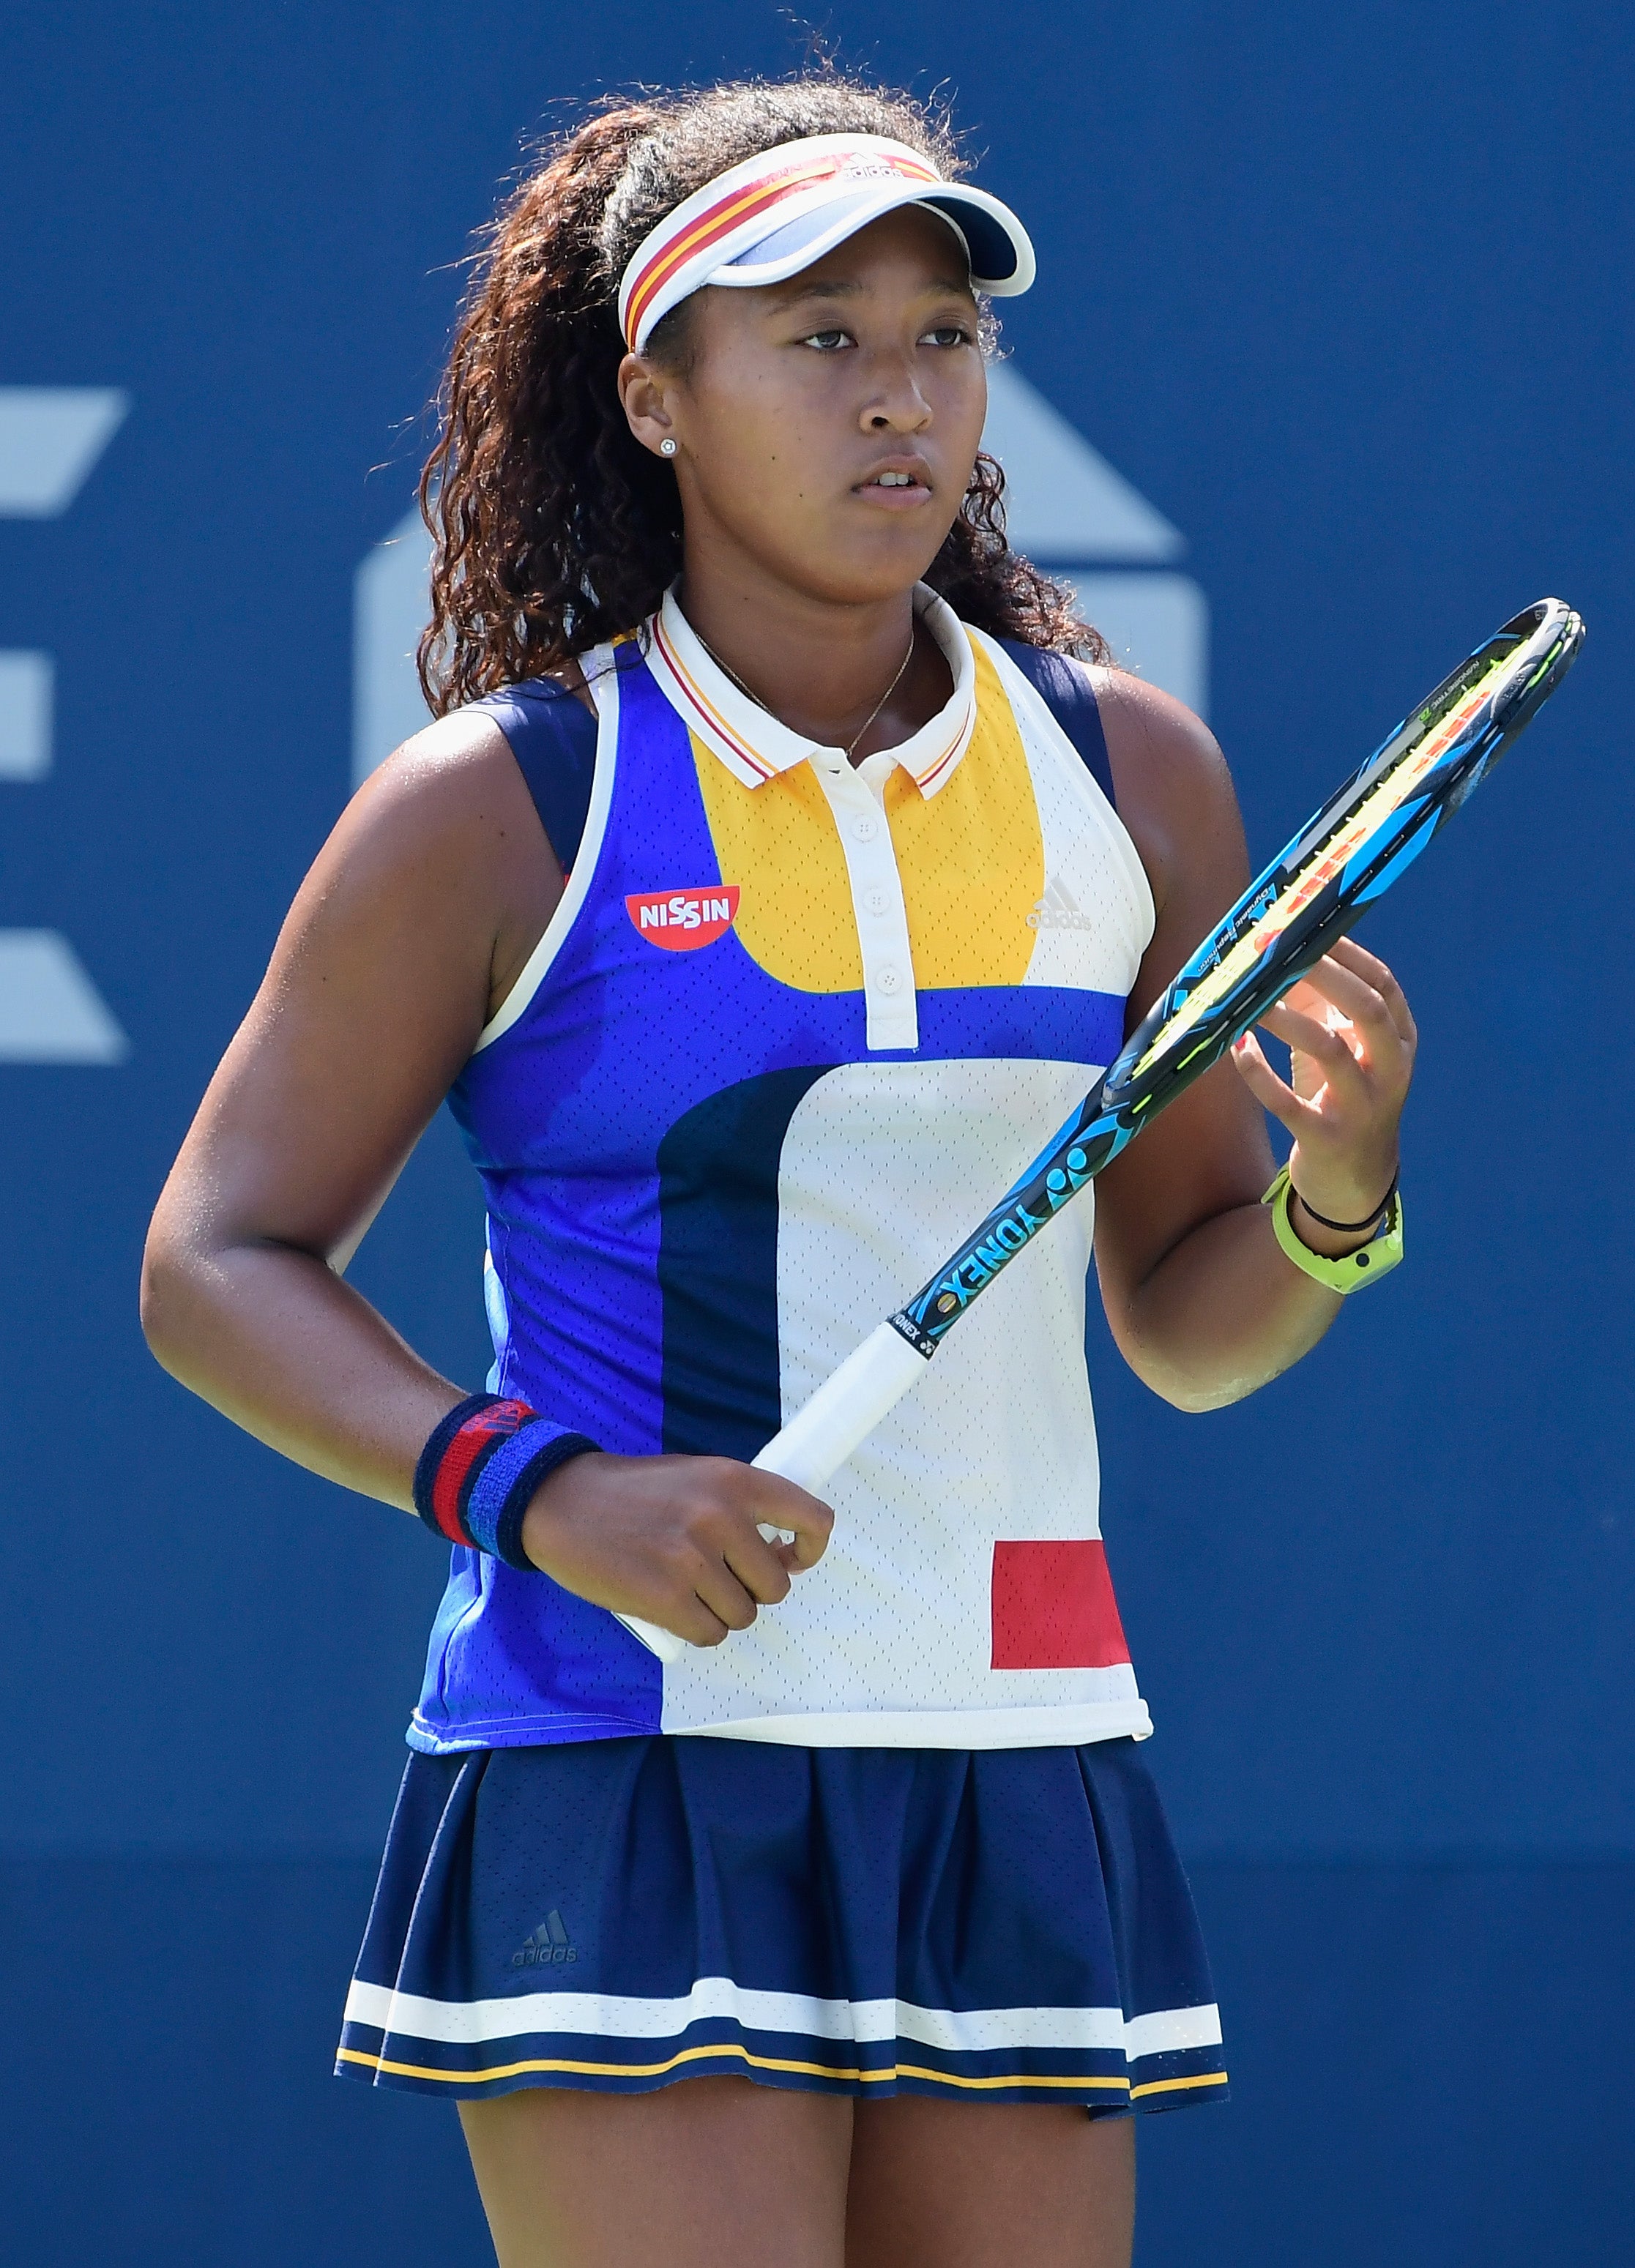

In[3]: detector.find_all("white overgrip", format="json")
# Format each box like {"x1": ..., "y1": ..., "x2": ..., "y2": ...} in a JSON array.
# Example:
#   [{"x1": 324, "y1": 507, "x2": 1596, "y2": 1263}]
[
  {"x1": 615, "y1": 1613, "x2": 688, "y2": 1663},
  {"x1": 615, "y1": 1322, "x2": 932, "y2": 1662},
  {"x1": 748, "y1": 1321, "x2": 931, "y2": 1492}
]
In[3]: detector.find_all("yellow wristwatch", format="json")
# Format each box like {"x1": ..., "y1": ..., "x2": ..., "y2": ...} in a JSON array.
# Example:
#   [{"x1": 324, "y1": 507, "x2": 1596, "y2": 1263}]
[{"x1": 1262, "y1": 1163, "x2": 1404, "y2": 1294}]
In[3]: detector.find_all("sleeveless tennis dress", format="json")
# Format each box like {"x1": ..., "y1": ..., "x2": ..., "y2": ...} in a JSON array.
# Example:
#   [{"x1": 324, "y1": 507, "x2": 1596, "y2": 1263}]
[{"x1": 338, "y1": 589, "x2": 1228, "y2": 2111}]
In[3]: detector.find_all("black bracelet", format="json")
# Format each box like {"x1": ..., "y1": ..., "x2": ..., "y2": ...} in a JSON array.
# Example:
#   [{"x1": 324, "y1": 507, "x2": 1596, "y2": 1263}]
[{"x1": 1291, "y1": 1171, "x2": 1399, "y2": 1235}]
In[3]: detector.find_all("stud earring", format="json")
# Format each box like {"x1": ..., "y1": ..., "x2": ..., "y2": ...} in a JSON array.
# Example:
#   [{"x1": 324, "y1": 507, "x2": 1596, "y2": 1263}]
[{"x1": 660, "y1": 437, "x2": 677, "y2": 458}]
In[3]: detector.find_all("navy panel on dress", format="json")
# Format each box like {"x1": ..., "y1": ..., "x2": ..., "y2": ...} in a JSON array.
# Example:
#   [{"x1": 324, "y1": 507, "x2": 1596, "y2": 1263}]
[
  {"x1": 656, "y1": 1067, "x2": 834, "y2": 1461},
  {"x1": 473, "y1": 679, "x2": 600, "y2": 871}
]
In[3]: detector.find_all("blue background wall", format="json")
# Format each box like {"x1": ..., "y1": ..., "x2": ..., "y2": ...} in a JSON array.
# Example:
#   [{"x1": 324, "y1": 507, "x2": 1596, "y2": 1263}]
[{"x1": 1, "y1": 3, "x2": 1628, "y2": 2259}]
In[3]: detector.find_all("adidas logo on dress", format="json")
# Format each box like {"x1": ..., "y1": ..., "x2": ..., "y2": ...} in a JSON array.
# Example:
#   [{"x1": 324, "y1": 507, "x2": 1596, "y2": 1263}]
[
  {"x1": 1028, "y1": 879, "x2": 1095, "y2": 931},
  {"x1": 512, "y1": 1910, "x2": 578, "y2": 1967}
]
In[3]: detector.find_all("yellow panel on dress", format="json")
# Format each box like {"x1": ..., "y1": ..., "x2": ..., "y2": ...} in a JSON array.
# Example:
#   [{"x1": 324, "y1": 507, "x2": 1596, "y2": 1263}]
[
  {"x1": 691, "y1": 640, "x2": 1043, "y2": 996},
  {"x1": 693, "y1": 734, "x2": 864, "y2": 991},
  {"x1": 889, "y1": 642, "x2": 1043, "y2": 989}
]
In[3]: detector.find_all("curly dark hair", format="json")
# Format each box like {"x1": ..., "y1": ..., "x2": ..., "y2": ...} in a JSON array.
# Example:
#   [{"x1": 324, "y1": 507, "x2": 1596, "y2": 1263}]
[{"x1": 418, "y1": 75, "x2": 1108, "y2": 714}]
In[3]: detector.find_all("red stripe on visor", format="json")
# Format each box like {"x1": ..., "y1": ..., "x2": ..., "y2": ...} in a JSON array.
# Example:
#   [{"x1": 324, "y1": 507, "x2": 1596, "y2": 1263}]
[
  {"x1": 618, "y1": 135, "x2": 947, "y2": 351},
  {"x1": 623, "y1": 157, "x2": 857, "y2": 349}
]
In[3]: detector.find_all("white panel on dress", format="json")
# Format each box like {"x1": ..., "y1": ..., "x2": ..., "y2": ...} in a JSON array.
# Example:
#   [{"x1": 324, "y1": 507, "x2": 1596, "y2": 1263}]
[
  {"x1": 975, "y1": 630, "x2": 1157, "y2": 996},
  {"x1": 658, "y1": 1059, "x2": 1144, "y2": 1742}
]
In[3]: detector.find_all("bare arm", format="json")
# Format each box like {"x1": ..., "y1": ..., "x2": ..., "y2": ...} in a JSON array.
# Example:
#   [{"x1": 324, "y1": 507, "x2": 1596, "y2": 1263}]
[
  {"x1": 141, "y1": 713, "x2": 546, "y2": 1495},
  {"x1": 140, "y1": 709, "x2": 830, "y2": 1642},
  {"x1": 1090, "y1": 672, "x2": 1415, "y2": 1413}
]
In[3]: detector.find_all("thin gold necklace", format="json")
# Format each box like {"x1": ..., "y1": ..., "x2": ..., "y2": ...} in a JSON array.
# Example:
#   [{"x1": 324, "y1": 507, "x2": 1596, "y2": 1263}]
[{"x1": 693, "y1": 622, "x2": 918, "y2": 760}]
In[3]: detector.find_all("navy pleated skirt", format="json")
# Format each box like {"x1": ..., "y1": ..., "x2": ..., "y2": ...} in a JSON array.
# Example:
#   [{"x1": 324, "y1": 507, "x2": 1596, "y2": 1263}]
[{"x1": 337, "y1": 1735, "x2": 1227, "y2": 2114}]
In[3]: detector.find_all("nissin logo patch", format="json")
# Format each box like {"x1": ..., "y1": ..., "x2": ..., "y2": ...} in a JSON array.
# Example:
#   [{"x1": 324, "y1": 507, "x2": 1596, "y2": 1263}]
[{"x1": 625, "y1": 886, "x2": 740, "y2": 951}]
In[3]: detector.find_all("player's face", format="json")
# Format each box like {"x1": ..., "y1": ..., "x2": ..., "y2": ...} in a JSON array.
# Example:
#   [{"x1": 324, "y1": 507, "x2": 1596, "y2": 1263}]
[{"x1": 627, "y1": 206, "x2": 987, "y2": 608}]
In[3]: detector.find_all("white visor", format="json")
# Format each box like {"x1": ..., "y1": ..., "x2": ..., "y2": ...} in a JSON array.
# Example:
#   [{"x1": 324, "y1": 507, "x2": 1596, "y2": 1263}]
[{"x1": 619, "y1": 133, "x2": 1035, "y2": 354}]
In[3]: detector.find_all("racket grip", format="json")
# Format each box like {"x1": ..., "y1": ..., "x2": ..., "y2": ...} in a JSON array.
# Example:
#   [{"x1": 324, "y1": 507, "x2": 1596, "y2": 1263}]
[
  {"x1": 748, "y1": 1321, "x2": 930, "y2": 1492},
  {"x1": 616, "y1": 1613, "x2": 688, "y2": 1662},
  {"x1": 615, "y1": 1323, "x2": 931, "y2": 1663}
]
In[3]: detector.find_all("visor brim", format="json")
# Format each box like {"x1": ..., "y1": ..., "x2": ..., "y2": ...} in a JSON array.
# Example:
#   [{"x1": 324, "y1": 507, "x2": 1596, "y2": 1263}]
[{"x1": 707, "y1": 179, "x2": 1036, "y2": 299}]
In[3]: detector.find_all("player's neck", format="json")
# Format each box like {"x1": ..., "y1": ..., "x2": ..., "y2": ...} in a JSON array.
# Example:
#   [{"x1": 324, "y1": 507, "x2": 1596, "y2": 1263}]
[{"x1": 674, "y1": 553, "x2": 942, "y2": 757}]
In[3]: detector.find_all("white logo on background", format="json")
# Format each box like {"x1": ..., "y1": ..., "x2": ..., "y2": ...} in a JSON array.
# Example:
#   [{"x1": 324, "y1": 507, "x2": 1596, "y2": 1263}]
[
  {"x1": 0, "y1": 389, "x2": 130, "y2": 1064},
  {"x1": 981, "y1": 363, "x2": 1208, "y2": 722}
]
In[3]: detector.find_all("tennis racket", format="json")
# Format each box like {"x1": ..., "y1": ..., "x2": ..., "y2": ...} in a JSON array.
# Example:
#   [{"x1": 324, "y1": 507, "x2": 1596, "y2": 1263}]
[{"x1": 622, "y1": 596, "x2": 1583, "y2": 1662}]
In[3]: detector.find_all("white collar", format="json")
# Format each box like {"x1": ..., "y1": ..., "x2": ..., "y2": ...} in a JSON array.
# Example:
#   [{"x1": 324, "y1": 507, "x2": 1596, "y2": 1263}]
[{"x1": 647, "y1": 582, "x2": 977, "y2": 799}]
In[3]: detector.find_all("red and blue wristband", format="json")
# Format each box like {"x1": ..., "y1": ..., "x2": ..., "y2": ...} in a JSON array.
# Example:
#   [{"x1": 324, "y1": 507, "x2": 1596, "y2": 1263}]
[{"x1": 414, "y1": 1393, "x2": 598, "y2": 1571}]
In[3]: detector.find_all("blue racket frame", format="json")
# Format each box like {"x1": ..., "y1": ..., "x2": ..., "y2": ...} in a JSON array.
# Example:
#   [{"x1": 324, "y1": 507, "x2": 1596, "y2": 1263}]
[{"x1": 890, "y1": 597, "x2": 1584, "y2": 1356}]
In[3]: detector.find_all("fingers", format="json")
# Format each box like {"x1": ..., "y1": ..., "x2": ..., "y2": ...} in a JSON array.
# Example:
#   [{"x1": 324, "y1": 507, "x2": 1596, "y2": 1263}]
[
  {"x1": 1233, "y1": 939, "x2": 1415, "y2": 1233},
  {"x1": 665, "y1": 1594, "x2": 734, "y2": 1648},
  {"x1": 669, "y1": 1463, "x2": 835, "y2": 1641},
  {"x1": 1232, "y1": 939, "x2": 1415, "y2": 1139},
  {"x1": 1303, "y1": 939, "x2": 1418, "y2": 1054},
  {"x1": 748, "y1": 1470, "x2": 835, "y2": 1570},
  {"x1": 1229, "y1": 1029, "x2": 1312, "y2": 1133},
  {"x1": 1279, "y1": 967, "x2": 1385, "y2": 1063},
  {"x1": 524, "y1": 1450, "x2": 833, "y2": 1649},
  {"x1": 665, "y1": 1534, "x2": 772, "y2": 1642},
  {"x1": 1266, "y1": 951, "x2": 1415, "y2": 1114},
  {"x1": 1284, "y1": 958, "x2": 1376, "y2": 1033},
  {"x1": 1259, "y1": 996, "x2": 1361, "y2": 1065},
  {"x1": 687, "y1": 1555, "x2": 767, "y2": 1635},
  {"x1": 1327, "y1": 936, "x2": 1417, "y2": 1046}
]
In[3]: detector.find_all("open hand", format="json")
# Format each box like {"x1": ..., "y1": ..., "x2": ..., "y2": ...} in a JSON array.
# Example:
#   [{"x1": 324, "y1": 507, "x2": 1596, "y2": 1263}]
[{"x1": 1229, "y1": 936, "x2": 1416, "y2": 1232}]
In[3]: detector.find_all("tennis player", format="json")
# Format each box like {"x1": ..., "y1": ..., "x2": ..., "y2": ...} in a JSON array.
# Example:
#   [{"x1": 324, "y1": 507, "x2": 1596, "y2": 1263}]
[{"x1": 142, "y1": 76, "x2": 1414, "y2": 2268}]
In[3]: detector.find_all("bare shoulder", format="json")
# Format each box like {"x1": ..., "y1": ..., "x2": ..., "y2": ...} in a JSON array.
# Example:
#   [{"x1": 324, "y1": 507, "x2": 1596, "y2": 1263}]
[
  {"x1": 335, "y1": 707, "x2": 540, "y2": 883},
  {"x1": 337, "y1": 644, "x2": 592, "y2": 867},
  {"x1": 1086, "y1": 664, "x2": 1243, "y2": 924},
  {"x1": 280, "y1": 702, "x2": 562, "y2": 1031},
  {"x1": 1088, "y1": 665, "x2": 1229, "y2": 800}
]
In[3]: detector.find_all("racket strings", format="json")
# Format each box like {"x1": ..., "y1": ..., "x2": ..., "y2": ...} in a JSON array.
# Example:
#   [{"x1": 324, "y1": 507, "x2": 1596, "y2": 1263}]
[{"x1": 1128, "y1": 648, "x2": 1519, "y2": 1075}]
